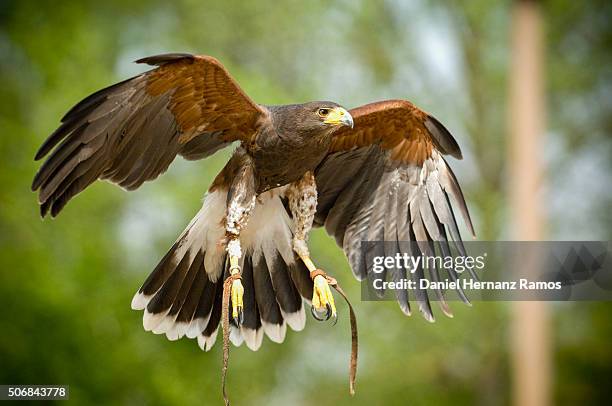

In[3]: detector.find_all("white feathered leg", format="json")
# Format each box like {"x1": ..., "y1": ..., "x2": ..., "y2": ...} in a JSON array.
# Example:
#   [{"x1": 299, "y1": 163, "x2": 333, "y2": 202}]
[
  {"x1": 287, "y1": 171, "x2": 337, "y2": 320},
  {"x1": 224, "y1": 158, "x2": 257, "y2": 325}
]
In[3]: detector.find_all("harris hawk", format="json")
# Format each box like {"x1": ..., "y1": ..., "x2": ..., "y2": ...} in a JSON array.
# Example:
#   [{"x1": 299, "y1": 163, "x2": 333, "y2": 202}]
[{"x1": 32, "y1": 52, "x2": 474, "y2": 367}]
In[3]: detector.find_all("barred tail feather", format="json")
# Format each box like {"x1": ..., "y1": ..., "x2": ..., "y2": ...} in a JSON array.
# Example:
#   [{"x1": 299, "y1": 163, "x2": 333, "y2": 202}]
[{"x1": 131, "y1": 188, "x2": 310, "y2": 351}]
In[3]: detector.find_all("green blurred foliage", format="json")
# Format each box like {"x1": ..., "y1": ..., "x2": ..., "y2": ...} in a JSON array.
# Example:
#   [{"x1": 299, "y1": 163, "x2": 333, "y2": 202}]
[{"x1": 0, "y1": 0, "x2": 610, "y2": 405}]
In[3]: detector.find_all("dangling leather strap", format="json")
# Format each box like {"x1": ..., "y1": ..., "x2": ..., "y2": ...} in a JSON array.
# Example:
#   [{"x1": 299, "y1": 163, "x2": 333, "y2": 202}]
[
  {"x1": 221, "y1": 269, "x2": 358, "y2": 403},
  {"x1": 310, "y1": 269, "x2": 359, "y2": 396},
  {"x1": 221, "y1": 273, "x2": 241, "y2": 406}
]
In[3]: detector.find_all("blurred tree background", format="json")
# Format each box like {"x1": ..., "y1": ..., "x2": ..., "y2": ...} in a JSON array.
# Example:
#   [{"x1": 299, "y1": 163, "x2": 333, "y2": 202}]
[{"x1": 0, "y1": 0, "x2": 610, "y2": 405}]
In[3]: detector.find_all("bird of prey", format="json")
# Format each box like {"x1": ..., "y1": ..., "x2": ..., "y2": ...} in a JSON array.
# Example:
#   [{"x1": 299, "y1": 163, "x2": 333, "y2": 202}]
[{"x1": 32, "y1": 53, "x2": 474, "y2": 354}]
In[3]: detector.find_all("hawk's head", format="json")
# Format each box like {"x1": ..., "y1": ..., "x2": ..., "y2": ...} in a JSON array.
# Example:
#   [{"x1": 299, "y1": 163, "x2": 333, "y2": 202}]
[
  {"x1": 269, "y1": 101, "x2": 354, "y2": 137},
  {"x1": 311, "y1": 102, "x2": 354, "y2": 129}
]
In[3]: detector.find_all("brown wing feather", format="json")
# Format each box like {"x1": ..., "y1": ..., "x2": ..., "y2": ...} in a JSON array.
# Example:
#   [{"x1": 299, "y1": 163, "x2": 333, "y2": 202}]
[
  {"x1": 329, "y1": 99, "x2": 462, "y2": 164},
  {"x1": 315, "y1": 99, "x2": 473, "y2": 321},
  {"x1": 143, "y1": 55, "x2": 264, "y2": 143},
  {"x1": 32, "y1": 53, "x2": 268, "y2": 217}
]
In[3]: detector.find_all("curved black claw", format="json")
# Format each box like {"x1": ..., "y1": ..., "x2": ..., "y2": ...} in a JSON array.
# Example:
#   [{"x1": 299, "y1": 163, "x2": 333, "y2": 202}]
[
  {"x1": 326, "y1": 303, "x2": 333, "y2": 322},
  {"x1": 330, "y1": 307, "x2": 338, "y2": 326},
  {"x1": 311, "y1": 303, "x2": 333, "y2": 322},
  {"x1": 311, "y1": 305, "x2": 326, "y2": 321},
  {"x1": 233, "y1": 307, "x2": 244, "y2": 326}
]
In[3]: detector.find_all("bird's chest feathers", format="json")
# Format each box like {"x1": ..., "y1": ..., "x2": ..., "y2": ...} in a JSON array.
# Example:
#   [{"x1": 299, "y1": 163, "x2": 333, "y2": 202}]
[{"x1": 248, "y1": 128, "x2": 331, "y2": 192}]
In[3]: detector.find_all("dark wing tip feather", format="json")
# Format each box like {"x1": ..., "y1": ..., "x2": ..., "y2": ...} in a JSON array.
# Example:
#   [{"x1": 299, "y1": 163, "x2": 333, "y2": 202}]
[
  {"x1": 32, "y1": 75, "x2": 139, "y2": 166},
  {"x1": 34, "y1": 121, "x2": 77, "y2": 161},
  {"x1": 34, "y1": 144, "x2": 51, "y2": 161},
  {"x1": 31, "y1": 175, "x2": 39, "y2": 192},
  {"x1": 60, "y1": 76, "x2": 136, "y2": 124},
  {"x1": 425, "y1": 115, "x2": 463, "y2": 160},
  {"x1": 443, "y1": 159, "x2": 476, "y2": 238},
  {"x1": 39, "y1": 200, "x2": 51, "y2": 218},
  {"x1": 135, "y1": 53, "x2": 195, "y2": 66}
]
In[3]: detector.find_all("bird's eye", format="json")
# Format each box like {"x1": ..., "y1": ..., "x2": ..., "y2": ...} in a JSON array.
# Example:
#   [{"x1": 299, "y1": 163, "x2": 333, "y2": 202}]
[{"x1": 318, "y1": 108, "x2": 330, "y2": 117}]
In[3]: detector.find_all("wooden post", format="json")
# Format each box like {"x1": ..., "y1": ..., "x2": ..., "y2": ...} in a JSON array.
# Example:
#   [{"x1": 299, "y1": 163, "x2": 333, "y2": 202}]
[{"x1": 509, "y1": 1, "x2": 551, "y2": 406}]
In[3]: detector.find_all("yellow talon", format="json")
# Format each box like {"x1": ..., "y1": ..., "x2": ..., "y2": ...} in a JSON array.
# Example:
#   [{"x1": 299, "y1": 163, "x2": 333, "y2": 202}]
[
  {"x1": 312, "y1": 274, "x2": 337, "y2": 320},
  {"x1": 230, "y1": 255, "x2": 244, "y2": 325},
  {"x1": 229, "y1": 255, "x2": 244, "y2": 324},
  {"x1": 231, "y1": 277, "x2": 244, "y2": 324}
]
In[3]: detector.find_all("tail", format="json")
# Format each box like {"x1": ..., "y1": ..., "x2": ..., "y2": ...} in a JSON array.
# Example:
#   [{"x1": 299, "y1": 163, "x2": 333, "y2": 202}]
[{"x1": 130, "y1": 189, "x2": 313, "y2": 351}]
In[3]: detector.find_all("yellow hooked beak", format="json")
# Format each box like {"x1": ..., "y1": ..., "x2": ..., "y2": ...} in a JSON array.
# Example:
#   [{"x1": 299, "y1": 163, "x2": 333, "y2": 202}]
[{"x1": 324, "y1": 107, "x2": 354, "y2": 128}]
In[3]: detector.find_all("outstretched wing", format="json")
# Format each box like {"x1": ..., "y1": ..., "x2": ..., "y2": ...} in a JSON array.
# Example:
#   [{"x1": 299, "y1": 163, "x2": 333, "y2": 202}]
[
  {"x1": 314, "y1": 100, "x2": 475, "y2": 321},
  {"x1": 32, "y1": 53, "x2": 268, "y2": 217}
]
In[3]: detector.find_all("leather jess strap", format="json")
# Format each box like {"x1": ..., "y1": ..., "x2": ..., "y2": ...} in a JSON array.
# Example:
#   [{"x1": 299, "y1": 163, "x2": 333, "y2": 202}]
[
  {"x1": 220, "y1": 269, "x2": 359, "y2": 405},
  {"x1": 221, "y1": 273, "x2": 241, "y2": 406},
  {"x1": 310, "y1": 268, "x2": 359, "y2": 396},
  {"x1": 328, "y1": 277, "x2": 359, "y2": 396},
  {"x1": 309, "y1": 268, "x2": 327, "y2": 280}
]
